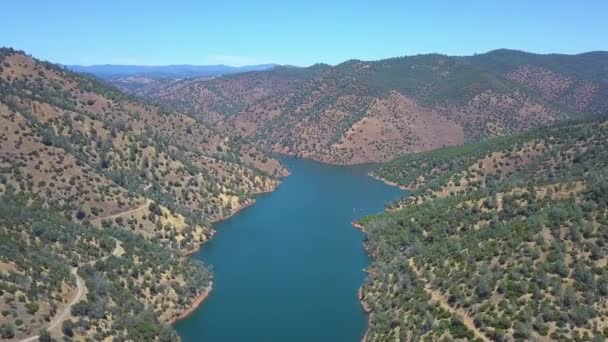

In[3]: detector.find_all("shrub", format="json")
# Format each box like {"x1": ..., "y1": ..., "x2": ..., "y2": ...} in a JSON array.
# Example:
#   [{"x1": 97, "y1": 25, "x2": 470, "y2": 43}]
[
  {"x1": 25, "y1": 301, "x2": 39, "y2": 314},
  {"x1": 39, "y1": 329, "x2": 52, "y2": 342},
  {"x1": 0, "y1": 324, "x2": 14, "y2": 339}
]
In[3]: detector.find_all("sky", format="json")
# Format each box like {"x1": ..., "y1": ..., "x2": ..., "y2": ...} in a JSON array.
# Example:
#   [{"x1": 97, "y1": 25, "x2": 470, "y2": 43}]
[{"x1": 2, "y1": 0, "x2": 606, "y2": 67}]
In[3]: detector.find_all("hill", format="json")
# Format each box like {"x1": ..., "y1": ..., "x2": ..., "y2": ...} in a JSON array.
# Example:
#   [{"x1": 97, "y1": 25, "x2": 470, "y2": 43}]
[
  {"x1": 129, "y1": 50, "x2": 608, "y2": 164},
  {"x1": 0, "y1": 48, "x2": 286, "y2": 340},
  {"x1": 357, "y1": 115, "x2": 608, "y2": 341}
]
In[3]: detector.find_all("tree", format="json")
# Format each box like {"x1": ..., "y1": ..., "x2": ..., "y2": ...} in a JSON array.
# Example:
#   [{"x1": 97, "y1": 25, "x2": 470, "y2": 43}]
[
  {"x1": 0, "y1": 324, "x2": 14, "y2": 339},
  {"x1": 476, "y1": 273, "x2": 492, "y2": 298},
  {"x1": 513, "y1": 322, "x2": 531, "y2": 339},
  {"x1": 39, "y1": 329, "x2": 52, "y2": 342},
  {"x1": 76, "y1": 210, "x2": 86, "y2": 220},
  {"x1": 25, "y1": 301, "x2": 39, "y2": 314},
  {"x1": 62, "y1": 320, "x2": 74, "y2": 337},
  {"x1": 563, "y1": 286, "x2": 577, "y2": 308},
  {"x1": 569, "y1": 224, "x2": 582, "y2": 242}
]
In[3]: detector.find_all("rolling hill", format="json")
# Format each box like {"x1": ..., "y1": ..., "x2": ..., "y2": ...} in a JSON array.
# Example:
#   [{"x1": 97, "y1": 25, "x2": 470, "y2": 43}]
[
  {"x1": 127, "y1": 50, "x2": 608, "y2": 164},
  {"x1": 0, "y1": 48, "x2": 285, "y2": 340},
  {"x1": 358, "y1": 115, "x2": 608, "y2": 341}
]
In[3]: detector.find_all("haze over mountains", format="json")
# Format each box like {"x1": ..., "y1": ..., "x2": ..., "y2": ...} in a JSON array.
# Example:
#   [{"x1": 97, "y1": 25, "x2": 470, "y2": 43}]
[
  {"x1": 67, "y1": 63, "x2": 278, "y2": 93},
  {"x1": 68, "y1": 63, "x2": 278, "y2": 79},
  {"x1": 106, "y1": 49, "x2": 608, "y2": 164}
]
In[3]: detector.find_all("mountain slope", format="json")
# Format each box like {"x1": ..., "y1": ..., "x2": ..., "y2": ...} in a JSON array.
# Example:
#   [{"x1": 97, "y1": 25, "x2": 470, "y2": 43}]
[
  {"x1": 131, "y1": 50, "x2": 608, "y2": 164},
  {"x1": 0, "y1": 48, "x2": 285, "y2": 340},
  {"x1": 358, "y1": 115, "x2": 608, "y2": 341}
]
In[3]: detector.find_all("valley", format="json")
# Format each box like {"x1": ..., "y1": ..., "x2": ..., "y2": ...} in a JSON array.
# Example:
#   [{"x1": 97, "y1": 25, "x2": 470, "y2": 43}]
[
  {"x1": 1, "y1": 45, "x2": 607, "y2": 342},
  {"x1": 175, "y1": 158, "x2": 403, "y2": 341}
]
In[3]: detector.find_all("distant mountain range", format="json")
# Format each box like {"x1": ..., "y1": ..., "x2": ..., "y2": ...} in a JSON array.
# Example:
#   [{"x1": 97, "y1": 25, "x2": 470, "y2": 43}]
[
  {"x1": 67, "y1": 63, "x2": 278, "y2": 79},
  {"x1": 67, "y1": 63, "x2": 278, "y2": 92},
  {"x1": 122, "y1": 49, "x2": 608, "y2": 164}
]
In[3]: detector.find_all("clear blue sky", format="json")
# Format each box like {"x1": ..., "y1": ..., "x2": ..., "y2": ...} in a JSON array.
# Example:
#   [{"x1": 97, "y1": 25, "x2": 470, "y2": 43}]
[{"x1": 2, "y1": 0, "x2": 606, "y2": 66}]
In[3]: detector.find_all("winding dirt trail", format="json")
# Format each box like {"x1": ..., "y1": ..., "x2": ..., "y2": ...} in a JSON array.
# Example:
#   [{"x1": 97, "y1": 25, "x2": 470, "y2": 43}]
[
  {"x1": 19, "y1": 268, "x2": 85, "y2": 342},
  {"x1": 408, "y1": 258, "x2": 490, "y2": 342},
  {"x1": 90, "y1": 199, "x2": 150, "y2": 223},
  {"x1": 19, "y1": 241, "x2": 123, "y2": 342}
]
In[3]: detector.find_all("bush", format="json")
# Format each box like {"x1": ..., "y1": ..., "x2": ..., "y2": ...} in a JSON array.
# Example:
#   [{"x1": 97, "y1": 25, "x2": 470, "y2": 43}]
[
  {"x1": 449, "y1": 317, "x2": 474, "y2": 339},
  {"x1": 25, "y1": 301, "x2": 39, "y2": 314},
  {"x1": 76, "y1": 210, "x2": 86, "y2": 220},
  {"x1": 39, "y1": 329, "x2": 52, "y2": 342},
  {"x1": 62, "y1": 320, "x2": 74, "y2": 337},
  {"x1": 0, "y1": 324, "x2": 14, "y2": 338}
]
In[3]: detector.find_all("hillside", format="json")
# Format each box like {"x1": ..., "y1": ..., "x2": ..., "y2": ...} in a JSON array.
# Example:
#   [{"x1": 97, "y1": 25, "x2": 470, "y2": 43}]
[
  {"x1": 358, "y1": 115, "x2": 608, "y2": 341},
  {"x1": 129, "y1": 50, "x2": 608, "y2": 164},
  {"x1": 0, "y1": 48, "x2": 285, "y2": 340}
]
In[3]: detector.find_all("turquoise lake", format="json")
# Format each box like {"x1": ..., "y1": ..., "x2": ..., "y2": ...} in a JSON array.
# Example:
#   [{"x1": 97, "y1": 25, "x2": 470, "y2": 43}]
[{"x1": 175, "y1": 157, "x2": 404, "y2": 341}]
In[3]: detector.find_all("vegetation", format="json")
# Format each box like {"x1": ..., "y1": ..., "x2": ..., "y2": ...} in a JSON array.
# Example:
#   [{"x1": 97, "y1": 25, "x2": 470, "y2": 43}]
[{"x1": 359, "y1": 115, "x2": 608, "y2": 340}]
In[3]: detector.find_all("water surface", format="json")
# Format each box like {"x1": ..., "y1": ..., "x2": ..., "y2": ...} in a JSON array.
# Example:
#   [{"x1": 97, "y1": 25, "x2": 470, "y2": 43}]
[{"x1": 176, "y1": 157, "x2": 404, "y2": 341}]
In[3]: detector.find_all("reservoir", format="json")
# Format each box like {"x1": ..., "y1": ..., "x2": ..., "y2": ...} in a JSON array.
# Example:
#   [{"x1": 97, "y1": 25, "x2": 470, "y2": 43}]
[{"x1": 176, "y1": 157, "x2": 404, "y2": 341}]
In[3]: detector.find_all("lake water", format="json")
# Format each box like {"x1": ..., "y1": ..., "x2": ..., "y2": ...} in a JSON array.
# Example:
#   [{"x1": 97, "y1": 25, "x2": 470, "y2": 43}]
[{"x1": 175, "y1": 157, "x2": 404, "y2": 341}]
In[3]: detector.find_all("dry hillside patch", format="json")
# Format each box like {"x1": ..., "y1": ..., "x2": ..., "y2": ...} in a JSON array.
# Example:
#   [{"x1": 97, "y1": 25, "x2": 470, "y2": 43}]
[{"x1": 334, "y1": 92, "x2": 464, "y2": 163}]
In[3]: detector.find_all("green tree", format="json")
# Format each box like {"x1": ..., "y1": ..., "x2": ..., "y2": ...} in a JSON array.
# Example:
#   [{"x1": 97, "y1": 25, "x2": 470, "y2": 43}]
[
  {"x1": 39, "y1": 329, "x2": 53, "y2": 342},
  {"x1": 0, "y1": 324, "x2": 14, "y2": 339}
]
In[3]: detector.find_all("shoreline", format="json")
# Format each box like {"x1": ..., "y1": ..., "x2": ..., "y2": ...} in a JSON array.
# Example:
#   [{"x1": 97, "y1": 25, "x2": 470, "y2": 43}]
[
  {"x1": 353, "y1": 173, "x2": 409, "y2": 341},
  {"x1": 216, "y1": 178, "x2": 283, "y2": 223},
  {"x1": 352, "y1": 221, "x2": 366, "y2": 232},
  {"x1": 354, "y1": 221, "x2": 372, "y2": 342},
  {"x1": 359, "y1": 286, "x2": 373, "y2": 342},
  {"x1": 175, "y1": 179, "x2": 284, "y2": 321},
  {"x1": 368, "y1": 173, "x2": 410, "y2": 191},
  {"x1": 182, "y1": 228, "x2": 216, "y2": 257},
  {"x1": 182, "y1": 179, "x2": 283, "y2": 256},
  {"x1": 169, "y1": 282, "x2": 213, "y2": 324},
  {"x1": 173, "y1": 164, "x2": 389, "y2": 334}
]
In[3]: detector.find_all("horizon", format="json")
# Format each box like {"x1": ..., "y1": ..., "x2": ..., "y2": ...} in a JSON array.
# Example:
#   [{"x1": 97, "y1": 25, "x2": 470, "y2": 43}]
[
  {"x1": 2, "y1": 0, "x2": 606, "y2": 67},
  {"x1": 65, "y1": 62, "x2": 278, "y2": 68},
  {"x1": 6, "y1": 47, "x2": 608, "y2": 69}
]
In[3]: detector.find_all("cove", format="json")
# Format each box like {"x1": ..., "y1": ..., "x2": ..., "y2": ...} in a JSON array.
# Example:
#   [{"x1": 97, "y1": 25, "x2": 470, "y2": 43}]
[{"x1": 175, "y1": 157, "x2": 404, "y2": 341}]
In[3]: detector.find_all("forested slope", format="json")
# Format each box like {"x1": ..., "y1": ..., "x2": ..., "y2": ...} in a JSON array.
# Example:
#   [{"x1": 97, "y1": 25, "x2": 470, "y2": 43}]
[{"x1": 359, "y1": 115, "x2": 608, "y2": 341}]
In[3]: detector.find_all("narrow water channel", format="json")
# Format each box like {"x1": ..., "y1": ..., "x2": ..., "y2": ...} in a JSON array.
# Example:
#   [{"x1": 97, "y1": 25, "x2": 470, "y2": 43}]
[{"x1": 176, "y1": 157, "x2": 404, "y2": 341}]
